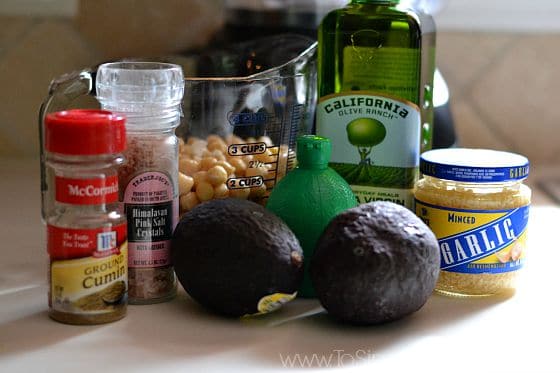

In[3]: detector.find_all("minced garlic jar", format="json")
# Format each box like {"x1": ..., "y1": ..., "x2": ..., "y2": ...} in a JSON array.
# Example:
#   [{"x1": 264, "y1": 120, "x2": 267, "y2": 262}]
[{"x1": 414, "y1": 149, "x2": 531, "y2": 297}]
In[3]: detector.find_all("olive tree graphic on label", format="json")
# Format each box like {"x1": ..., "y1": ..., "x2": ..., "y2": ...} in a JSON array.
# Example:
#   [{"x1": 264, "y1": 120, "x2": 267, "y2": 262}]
[{"x1": 346, "y1": 118, "x2": 386, "y2": 165}]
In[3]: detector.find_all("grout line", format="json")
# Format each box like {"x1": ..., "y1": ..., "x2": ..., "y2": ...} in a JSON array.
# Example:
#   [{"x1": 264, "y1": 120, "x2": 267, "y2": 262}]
[
  {"x1": 0, "y1": 283, "x2": 43, "y2": 297},
  {"x1": 545, "y1": 145, "x2": 560, "y2": 164},
  {"x1": 68, "y1": 14, "x2": 104, "y2": 66},
  {"x1": 460, "y1": 34, "x2": 528, "y2": 152},
  {"x1": 537, "y1": 179, "x2": 560, "y2": 206},
  {"x1": 0, "y1": 0, "x2": 77, "y2": 17},
  {"x1": 462, "y1": 34, "x2": 520, "y2": 95}
]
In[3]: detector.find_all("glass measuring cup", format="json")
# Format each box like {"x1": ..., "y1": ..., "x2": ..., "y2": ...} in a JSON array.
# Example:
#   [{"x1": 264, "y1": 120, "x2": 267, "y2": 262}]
[
  {"x1": 38, "y1": 36, "x2": 317, "y2": 213},
  {"x1": 178, "y1": 75, "x2": 310, "y2": 210}
]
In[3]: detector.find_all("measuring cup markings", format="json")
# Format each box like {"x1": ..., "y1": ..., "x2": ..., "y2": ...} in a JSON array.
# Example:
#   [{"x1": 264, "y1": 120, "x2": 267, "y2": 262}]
[
  {"x1": 227, "y1": 176, "x2": 265, "y2": 190},
  {"x1": 227, "y1": 142, "x2": 267, "y2": 156}
]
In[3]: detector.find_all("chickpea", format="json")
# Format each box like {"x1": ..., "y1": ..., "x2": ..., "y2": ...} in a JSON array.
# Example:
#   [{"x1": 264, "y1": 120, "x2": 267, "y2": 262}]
[
  {"x1": 178, "y1": 137, "x2": 186, "y2": 153},
  {"x1": 254, "y1": 149, "x2": 274, "y2": 164},
  {"x1": 207, "y1": 165, "x2": 228, "y2": 186},
  {"x1": 196, "y1": 181, "x2": 214, "y2": 201},
  {"x1": 200, "y1": 157, "x2": 218, "y2": 171},
  {"x1": 202, "y1": 149, "x2": 213, "y2": 158},
  {"x1": 257, "y1": 136, "x2": 273, "y2": 147},
  {"x1": 214, "y1": 183, "x2": 229, "y2": 199},
  {"x1": 179, "y1": 158, "x2": 200, "y2": 176},
  {"x1": 245, "y1": 165, "x2": 269, "y2": 178},
  {"x1": 246, "y1": 137, "x2": 256, "y2": 144},
  {"x1": 243, "y1": 154, "x2": 254, "y2": 163},
  {"x1": 228, "y1": 158, "x2": 247, "y2": 176},
  {"x1": 190, "y1": 141, "x2": 207, "y2": 158},
  {"x1": 180, "y1": 192, "x2": 199, "y2": 212},
  {"x1": 178, "y1": 172, "x2": 194, "y2": 195},
  {"x1": 206, "y1": 134, "x2": 223, "y2": 144},
  {"x1": 179, "y1": 145, "x2": 185, "y2": 154},
  {"x1": 207, "y1": 139, "x2": 228, "y2": 154},
  {"x1": 225, "y1": 134, "x2": 244, "y2": 145},
  {"x1": 193, "y1": 171, "x2": 208, "y2": 187},
  {"x1": 211, "y1": 149, "x2": 226, "y2": 161},
  {"x1": 250, "y1": 183, "x2": 267, "y2": 199},
  {"x1": 186, "y1": 137, "x2": 200, "y2": 145},
  {"x1": 181, "y1": 144, "x2": 193, "y2": 156},
  {"x1": 229, "y1": 187, "x2": 250, "y2": 200},
  {"x1": 216, "y1": 160, "x2": 235, "y2": 175}
]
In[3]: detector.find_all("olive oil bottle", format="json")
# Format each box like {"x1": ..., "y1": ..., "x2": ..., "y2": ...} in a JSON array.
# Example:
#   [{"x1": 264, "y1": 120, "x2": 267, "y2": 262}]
[{"x1": 316, "y1": 0, "x2": 425, "y2": 209}]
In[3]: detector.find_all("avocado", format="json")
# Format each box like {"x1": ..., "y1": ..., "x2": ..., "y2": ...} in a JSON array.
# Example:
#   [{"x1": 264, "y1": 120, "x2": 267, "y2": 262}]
[
  {"x1": 171, "y1": 198, "x2": 304, "y2": 317},
  {"x1": 310, "y1": 201, "x2": 439, "y2": 325}
]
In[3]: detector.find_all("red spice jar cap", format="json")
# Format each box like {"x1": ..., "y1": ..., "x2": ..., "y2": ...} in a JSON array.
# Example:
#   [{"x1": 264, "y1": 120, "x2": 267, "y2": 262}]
[{"x1": 45, "y1": 109, "x2": 126, "y2": 155}]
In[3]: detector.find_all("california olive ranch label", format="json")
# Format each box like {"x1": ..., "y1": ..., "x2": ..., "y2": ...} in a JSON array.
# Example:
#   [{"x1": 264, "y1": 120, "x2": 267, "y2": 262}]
[
  {"x1": 317, "y1": 42, "x2": 421, "y2": 208},
  {"x1": 317, "y1": 93, "x2": 420, "y2": 208}
]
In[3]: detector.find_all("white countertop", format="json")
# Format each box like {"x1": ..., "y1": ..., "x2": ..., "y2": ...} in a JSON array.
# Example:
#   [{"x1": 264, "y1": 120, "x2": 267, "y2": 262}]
[{"x1": 1, "y1": 158, "x2": 559, "y2": 373}]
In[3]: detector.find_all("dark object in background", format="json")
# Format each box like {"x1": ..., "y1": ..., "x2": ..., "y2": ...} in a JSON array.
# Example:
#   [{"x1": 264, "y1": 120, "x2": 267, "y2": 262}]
[
  {"x1": 190, "y1": 34, "x2": 316, "y2": 78},
  {"x1": 210, "y1": 0, "x2": 457, "y2": 149},
  {"x1": 214, "y1": 0, "x2": 347, "y2": 43},
  {"x1": 432, "y1": 69, "x2": 457, "y2": 148}
]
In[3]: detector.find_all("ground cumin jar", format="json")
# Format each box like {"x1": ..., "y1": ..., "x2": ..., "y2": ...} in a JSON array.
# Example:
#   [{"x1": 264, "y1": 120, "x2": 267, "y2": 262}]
[
  {"x1": 414, "y1": 149, "x2": 531, "y2": 296},
  {"x1": 43, "y1": 110, "x2": 128, "y2": 324}
]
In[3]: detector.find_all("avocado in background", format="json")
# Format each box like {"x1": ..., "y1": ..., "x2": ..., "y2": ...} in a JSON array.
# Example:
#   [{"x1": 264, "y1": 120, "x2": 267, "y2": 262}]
[
  {"x1": 310, "y1": 201, "x2": 440, "y2": 325},
  {"x1": 171, "y1": 198, "x2": 304, "y2": 317}
]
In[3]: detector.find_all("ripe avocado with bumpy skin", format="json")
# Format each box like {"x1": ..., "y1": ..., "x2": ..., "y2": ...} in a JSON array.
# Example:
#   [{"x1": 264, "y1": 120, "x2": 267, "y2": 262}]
[
  {"x1": 310, "y1": 201, "x2": 440, "y2": 325},
  {"x1": 171, "y1": 198, "x2": 304, "y2": 317}
]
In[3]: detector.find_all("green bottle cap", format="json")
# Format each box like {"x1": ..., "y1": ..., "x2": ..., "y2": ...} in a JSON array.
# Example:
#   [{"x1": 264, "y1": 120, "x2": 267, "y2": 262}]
[{"x1": 297, "y1": 135, "x2": 331, "y2": 169}]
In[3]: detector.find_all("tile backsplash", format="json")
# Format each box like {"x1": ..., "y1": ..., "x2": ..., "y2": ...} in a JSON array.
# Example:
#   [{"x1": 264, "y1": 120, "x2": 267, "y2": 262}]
[
  {"x1": 437, "y1": 32, "x2": 560, "y2": 165},
  {"x1": 0, "y1": 4, "x2": 558, "y2": 168}
]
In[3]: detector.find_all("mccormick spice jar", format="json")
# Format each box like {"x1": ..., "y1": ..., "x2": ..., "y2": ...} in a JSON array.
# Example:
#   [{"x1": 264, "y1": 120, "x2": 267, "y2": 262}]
[
  {"x1": 43, "y1": 110, "x2": 128, "y2": 324},
  {"x1": 415, "y1": 148, "x2": 531, "y2": 296},
  {"x1": 96, "y1": 62, "x2": 184, "y2": 304}
]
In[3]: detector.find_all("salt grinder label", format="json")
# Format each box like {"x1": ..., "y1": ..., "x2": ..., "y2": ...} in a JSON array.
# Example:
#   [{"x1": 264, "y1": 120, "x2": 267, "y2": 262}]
[
  {"x1": 56, "y1": 175, "x2": 119, "y2": 205},
  {"x1": 124, "y1": 172, "x2": 178, "y2": 268}
]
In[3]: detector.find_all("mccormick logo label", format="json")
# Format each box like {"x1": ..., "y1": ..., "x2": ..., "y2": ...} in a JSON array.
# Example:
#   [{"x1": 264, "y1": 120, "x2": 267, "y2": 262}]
[
  {"x1": 47, "y1": 224, "x2": 127, "y2": 260},
  {"x1": 56, "y1": 176, "x2": 119, "y2": 205}
]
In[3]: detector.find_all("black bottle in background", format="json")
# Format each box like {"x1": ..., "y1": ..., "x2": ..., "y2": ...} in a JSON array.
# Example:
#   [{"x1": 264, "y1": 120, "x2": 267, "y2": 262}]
[{"x1": 200, "y1": 0, "x2": 456, "y2": 148}]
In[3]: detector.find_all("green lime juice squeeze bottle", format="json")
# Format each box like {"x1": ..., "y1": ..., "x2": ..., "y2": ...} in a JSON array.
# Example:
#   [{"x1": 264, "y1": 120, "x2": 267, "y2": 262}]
[{"x1": 266, "y1": 135, "x2": 357, "y2": 297}]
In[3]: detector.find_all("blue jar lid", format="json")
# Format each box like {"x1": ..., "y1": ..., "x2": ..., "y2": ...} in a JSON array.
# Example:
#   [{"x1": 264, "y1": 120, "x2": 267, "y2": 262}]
[{"x1": 420, "y1": 148, "x2": 530, "y2": 183}]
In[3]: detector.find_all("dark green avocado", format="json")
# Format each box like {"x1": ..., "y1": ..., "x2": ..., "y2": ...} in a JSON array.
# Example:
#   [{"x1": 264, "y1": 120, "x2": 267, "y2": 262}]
[
  {"x1": 310, "y1": 201, "x2": 440, "y2": 325},
  {"x1": 171, "y1": 198, "x2": 304, "y2": 317}
]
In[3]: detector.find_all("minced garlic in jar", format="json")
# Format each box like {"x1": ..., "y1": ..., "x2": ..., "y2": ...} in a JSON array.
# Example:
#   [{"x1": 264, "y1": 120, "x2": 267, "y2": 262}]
[{"x1": 414, "y1": 149, "x2": 531, "y2": 297}]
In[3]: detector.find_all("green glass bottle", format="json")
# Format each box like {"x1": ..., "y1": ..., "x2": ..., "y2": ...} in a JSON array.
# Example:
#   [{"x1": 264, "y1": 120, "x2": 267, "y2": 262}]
[
  {"x1": 414, "y1": 1, "x2": 437, "y2": 152},
  {"x1": 266, "y1": 135, "x2": 357, "y2": 298},
  {"x1": 316, "y1": 0, "x2": 425, "y2": 209}
]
